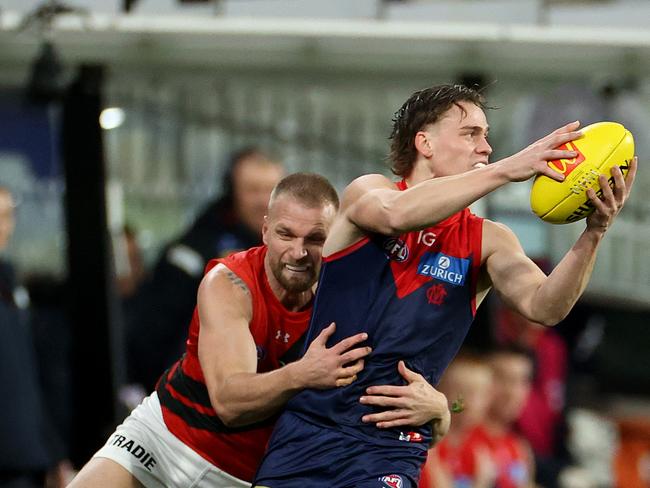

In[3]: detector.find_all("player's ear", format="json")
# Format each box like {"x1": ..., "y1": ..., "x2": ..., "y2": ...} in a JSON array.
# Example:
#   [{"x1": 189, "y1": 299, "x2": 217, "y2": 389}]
[
  {"x1": 262, "y1": 216, "x2": 269, "y2": 245},
  {"x1": 414, "y1": 130, "x2": 434, "y2": 158}
]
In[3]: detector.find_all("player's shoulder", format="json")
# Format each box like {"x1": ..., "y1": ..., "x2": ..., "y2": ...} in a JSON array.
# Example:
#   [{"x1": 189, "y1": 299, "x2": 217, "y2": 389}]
[
  {"x1": 481, "y1": 219, "x2": 524, "y2": 257},
  {"x1": 201, "y1": 261, "x2": 253, "y2": 300},
  {"x1": 346, "y1": 173, "x2": 394, "y2": 190},
  {"x1": 341, "y1": 173, "x2": 396, "y2": 206},
  {"x1": 482, "y1": 219, "x2": 518, "y2": 240}
]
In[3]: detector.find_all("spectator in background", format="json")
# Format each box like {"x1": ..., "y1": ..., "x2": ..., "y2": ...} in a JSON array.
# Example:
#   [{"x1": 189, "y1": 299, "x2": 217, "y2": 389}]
[
  {"x1": 420, "y1": 352, "x2": 496, "y2": 488},
  {"x1": 493, "y1": 295, "x2": 570, "y2": 487},
  {"x1": 423, "y1": 346, "x2": 537, "y2": 488},
  {"x1": 126, "y1": 148, "x2": 284, "y2": 390},
  {"x1": 0, "y1": 186, "x2": 72, "y2": 487},
  {"x1": 480, "y1": 346, "x2": 536, "y2": 488}
]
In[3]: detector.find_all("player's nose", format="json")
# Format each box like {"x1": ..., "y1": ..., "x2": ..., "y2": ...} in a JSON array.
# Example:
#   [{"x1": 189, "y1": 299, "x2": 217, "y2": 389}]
[
  {"x1": 288, "y1": 239, "x2": 308, "y2": 260},
  {"x1": 478, "y1": 137, "x2": 492, "y2": 156}
]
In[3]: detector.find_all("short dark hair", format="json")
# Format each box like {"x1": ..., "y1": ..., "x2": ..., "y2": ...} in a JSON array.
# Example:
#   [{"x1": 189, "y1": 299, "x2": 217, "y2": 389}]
[
  {"x1": 270, "y1": 172, "x2": 339, "y2": 211},
  {"x1": 389, "y1": 84, "x2": 487, "y2": 177}
]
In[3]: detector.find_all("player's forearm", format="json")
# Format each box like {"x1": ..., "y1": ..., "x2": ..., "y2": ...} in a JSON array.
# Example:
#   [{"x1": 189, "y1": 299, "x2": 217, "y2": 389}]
[
  {"x1": 210, "y1": 364, "x2": 303, "y2": 427},
  {"x1": 529, "y1": 229, "x2": 604, "y2": 325},
  {"x1": 367, "y1": 164, "x2": 509, "y2": 235}
]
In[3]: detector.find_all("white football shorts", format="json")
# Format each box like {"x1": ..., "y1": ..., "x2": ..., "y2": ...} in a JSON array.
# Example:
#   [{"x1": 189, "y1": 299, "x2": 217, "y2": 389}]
[{"x1": 93, "y1": 392, "x2": 249, "y2": 488}]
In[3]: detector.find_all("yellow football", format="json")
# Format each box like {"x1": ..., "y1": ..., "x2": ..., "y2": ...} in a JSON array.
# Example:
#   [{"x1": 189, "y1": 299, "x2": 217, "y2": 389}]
[{"x1": 530, "y1": 121, "x2": 634, "y2": 224}]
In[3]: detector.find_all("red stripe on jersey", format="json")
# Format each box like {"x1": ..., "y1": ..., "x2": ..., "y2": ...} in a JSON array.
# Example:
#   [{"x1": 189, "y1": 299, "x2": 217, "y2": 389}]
[
  {"x1": 164, "y1": 380, "x2": 215, "y2": 416},
  {"x1": 469, "y1": 219, "x2": 483, "y2": 317},
  {"x1": 323, "y1": 237, "x2": 370, "y2": 262},
  {"x1": 160, "y1": 403, "x2": 272, "y2": 482}
]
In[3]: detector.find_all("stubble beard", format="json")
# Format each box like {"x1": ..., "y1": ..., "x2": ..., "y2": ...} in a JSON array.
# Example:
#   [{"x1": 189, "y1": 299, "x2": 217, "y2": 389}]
[{"x1": 272, "y1": 260, "x2": 318, "y2": 293}]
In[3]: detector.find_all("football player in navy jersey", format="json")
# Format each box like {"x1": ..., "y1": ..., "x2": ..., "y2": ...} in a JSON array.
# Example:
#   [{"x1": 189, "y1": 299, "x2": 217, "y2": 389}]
[{"x1": 254, "y1": 84, "x2": 636, "y2": 488}]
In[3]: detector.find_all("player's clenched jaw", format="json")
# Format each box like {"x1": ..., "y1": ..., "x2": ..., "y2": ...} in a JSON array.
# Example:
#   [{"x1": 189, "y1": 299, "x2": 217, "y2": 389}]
[{"x1": 262, "y1": 195, "x2": 336, "y2": 293}]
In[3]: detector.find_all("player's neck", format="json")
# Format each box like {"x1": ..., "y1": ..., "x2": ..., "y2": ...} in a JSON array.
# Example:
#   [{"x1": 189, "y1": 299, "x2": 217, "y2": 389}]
[
  {"x1": 275, "y1": 288, "x2": 313, "y2": 312},
  {"x1": 405, "y1": 159, "x2": 435, "y2": 187}
]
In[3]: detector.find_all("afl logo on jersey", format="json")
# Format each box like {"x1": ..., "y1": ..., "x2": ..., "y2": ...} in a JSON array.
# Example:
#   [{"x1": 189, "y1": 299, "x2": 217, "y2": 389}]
[
  {"x1": 379, "y1": 475, "x2": 403, "y2": 488},
  {"x1": 383, "y1": 237, "x2": 409, "y2": 262}
]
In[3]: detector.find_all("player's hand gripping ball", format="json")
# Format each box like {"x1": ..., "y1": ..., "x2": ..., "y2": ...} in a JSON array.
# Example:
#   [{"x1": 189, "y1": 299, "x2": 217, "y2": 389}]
[{"x1": 530, "y1": 121, "x2": 634, "y2": 224}]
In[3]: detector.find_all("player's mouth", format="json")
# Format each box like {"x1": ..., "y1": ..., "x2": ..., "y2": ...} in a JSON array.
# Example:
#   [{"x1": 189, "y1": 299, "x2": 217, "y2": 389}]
[
  {"x1": 472, "y1": 161, "x2": 488, "y2": 170},
  {"x1": 285, "y1": 264, "x2": 309, "y2": 273}
]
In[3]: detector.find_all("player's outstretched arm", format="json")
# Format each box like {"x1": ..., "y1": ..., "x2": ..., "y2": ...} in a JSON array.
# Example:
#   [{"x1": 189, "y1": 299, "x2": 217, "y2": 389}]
[
  {"x1": 198, "y1": 264, "x2": 370, "y2": 428},
  {"x1": 358, "y1": 361, "x2": 450, "y2": 438},
  {"x1": 484, "y1": 157, "x2": 636, "y2": 325},
  {"x1": 341, "y1": 123, "x2": 581, "y2": 237}
]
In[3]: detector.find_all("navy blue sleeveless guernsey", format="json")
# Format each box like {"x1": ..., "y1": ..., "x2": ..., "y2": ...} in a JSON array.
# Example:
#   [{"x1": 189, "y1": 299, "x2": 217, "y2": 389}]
[{"x1": 255, "y1": 180, "x2": 484, "y2": 487}]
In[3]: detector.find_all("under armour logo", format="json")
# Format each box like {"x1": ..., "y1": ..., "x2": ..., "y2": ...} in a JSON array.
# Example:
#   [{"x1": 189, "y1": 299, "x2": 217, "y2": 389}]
[{"x1": 275, "y1": 330, "x2": 290, "y2": 343}]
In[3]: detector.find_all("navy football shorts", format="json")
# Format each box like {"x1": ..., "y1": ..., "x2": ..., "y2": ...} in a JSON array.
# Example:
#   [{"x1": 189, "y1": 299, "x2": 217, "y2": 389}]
[{"x1": 253, "y1": 411, "x2": 426, "y2": 488}]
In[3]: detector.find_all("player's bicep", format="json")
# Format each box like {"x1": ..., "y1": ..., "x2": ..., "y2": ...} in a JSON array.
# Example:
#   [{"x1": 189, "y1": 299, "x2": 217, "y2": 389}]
[
  {"x1": 343, "y1": 174, "x2": 403, "y2": 235},
  {"x1": 197, "y1": 265, "x2": 256, "y2": 395},
  {"x1": 483, "y1": 221, "x2": 546, "y2": 317}
]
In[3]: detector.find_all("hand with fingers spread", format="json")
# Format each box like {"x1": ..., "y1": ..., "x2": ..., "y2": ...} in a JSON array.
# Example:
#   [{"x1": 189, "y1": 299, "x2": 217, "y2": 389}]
[
  {"x1": 586, "y1": 156, "x2": 637, "y2": 233},
  {"x1": 294, "y1": 322, "x2": 371, "y2": 389},
  {"x1": 359, "y1": 360, "x2": 450, "y2": 436},
  {"x1": 498, "y1": 121, "x2": 583, "y2": 183}
]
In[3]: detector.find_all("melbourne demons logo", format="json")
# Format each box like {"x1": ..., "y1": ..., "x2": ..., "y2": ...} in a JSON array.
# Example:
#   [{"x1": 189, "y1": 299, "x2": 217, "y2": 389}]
[
  {"x1": 383, "y1": 237, "x2": 409, "y2": 262},
  {"x1": 379, "y1": 475, "x2": 403, "y2": 488},
  {"x1": 426, "y1": 283, "x2": 448, "y2": 305},
  {"x1": 547, "y1": 142, "x2": 585, "y2": 177}
]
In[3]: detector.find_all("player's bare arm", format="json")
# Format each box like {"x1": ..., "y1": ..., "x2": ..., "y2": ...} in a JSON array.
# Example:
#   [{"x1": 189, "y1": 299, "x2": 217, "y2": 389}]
[
  {"x1": 198, "y1": 264, "x2": 371, "y2": 427},
  {"x1": 483, "y1": 157, "x2": 636, "y2": 326},
  {"x1": 329, "y1": 124, "x2": 581, "y2": 251}
]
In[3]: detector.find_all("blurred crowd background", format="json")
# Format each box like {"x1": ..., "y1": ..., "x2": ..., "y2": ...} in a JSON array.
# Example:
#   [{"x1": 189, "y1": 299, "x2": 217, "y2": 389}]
[{"x1": 1, "y1": 1, "x2": 649, "y2": 487}]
